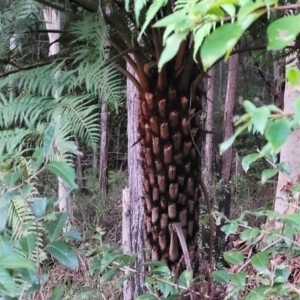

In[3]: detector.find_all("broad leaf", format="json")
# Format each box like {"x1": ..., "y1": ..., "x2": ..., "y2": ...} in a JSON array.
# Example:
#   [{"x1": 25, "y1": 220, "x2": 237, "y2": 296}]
[
  {"x1": 153, "y1": 265, "x2": 171, "y2": 276},
  {"x1": 284, "y1": 213, "x2": 300, "y2": 230},
  {"x1": 240, "y1": 228, "x2": 260, "y2": 241},
  {"x1": 46, "y1": 162, "x2": 78, "y2": 190},
  {"x1": 250, "y1": 251, "x2": 270, "y2": 275},
  {"x1": 30, "y1": 197, "x2": 47, "y2": 218},
  {"x1": 0, "y1": 205, "x2": 8, "y2": 232},
  {"x1": 221, "y1": 222, "x2": 238, "y2": 239},
  {"x1": 0, "y1": 254, "x2": 35, "y2": 270},
  {"x1": 212, "y1": 270, "x2": 230, "y2": 283},
  {"x1": 46, "y1": 241, "x2": 79, "y2": 269},
  {"x1": 244, "y1": 100, "x2": 257, "y2": 113},
  {"x1": 100, "y1": 266, "x2": 121, "y2": 285},
  {"x1": 48, "y1": 212, "x2": 68, "y2": 242},
  {"x1": 63, "y1": 230, "x2": 82, "y2": 241},
  {"x1": 224, "y1": 251, "x2": 244, "y2": 265},
  {"x1": 265, "y1": 119, "x2": 290, "y2": 151},
  {"x1": 136, "y1": 295, "x2": 158, "y2": 300},
  {"x1": 267, "y1": 15, "x2": 300, "y2": 50},
  {"x1": 201, "y1": 23, "x2": 243, "y2": 70},
  {"x1": 252, "y1": 106, "x2": 270, "y2": 134},
  {"x1": 0, "y1": 267, "x2": 17, "y2": 297},
  {"x1": 242, "y1": 153, "x2": 260, "y2": 172},
  {"x1": 178, "y1": 270, "x2": 193, "y2": 288},
  {"x1": 261, "y1": 169, "x2": 279, "y2": 184},
  {"x1": 49, "y1": 286, "x2": 66, "y2": 300},
  {"x1": 0, "y1": 235, "x2": 14, "y2": 257},
  {"x1": 274, "y1": 266, "x2": 290, "y2": 283},
  {"x1": 230, "y1": 271, "x2": 246, "y2": 287},
  {"x1": 287, "y1": 67, "x2": 300, "y2": 86}
]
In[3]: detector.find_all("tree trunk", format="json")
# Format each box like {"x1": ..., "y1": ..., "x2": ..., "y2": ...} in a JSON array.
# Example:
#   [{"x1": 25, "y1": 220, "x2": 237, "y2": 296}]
[
  {"x1": 122, "y1": 62, "x2": 145, "y2": 299},
  {"x1": 99, "y1": 102, "x2": 109, "y2": 197},
  {"x1": 204, "y1": 67, "x2": 215, "y2": 189},
  {"x1": 43, "y1": 8, "x2": 73, "y2": 221},
  {"x1": 272, "y1": 54, "x2": 300, "y2": 222},
  {"x1": 75, "y1": 135, "x2": 86, "y2": 188},
  {"x1": 215, "y1": 54, "x2": 239, "y2": 262}
]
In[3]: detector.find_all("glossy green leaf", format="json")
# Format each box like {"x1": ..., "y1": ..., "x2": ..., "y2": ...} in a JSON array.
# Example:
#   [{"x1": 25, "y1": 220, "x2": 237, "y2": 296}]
[
  {"x1": 265, "y1": 119, "x2": 290, "y2": 151},
  {"x1": 242, "y1": 153, "x2": 260, "y2": 172},
  {"x1": 250, "y1": 251, "x2": 270, "y2": 275},
  {"x1": 212, "y1": 270, "x2": 230, "y2": 283},
  {"x1": 284, "y1": 213, "x2": 300, "y2": 230},
  {"x1": 230, "y1": 271, "x2": 246, "y2": 287},
  {"x1": 221, "y1": 222, "x2": 238, "y2": 239},
  {"x1": 19, "y1": 233, "x2": 36, "y2": 256},
  {"x1": 0, "y1": 254, "x2": 35, "y2": 270},
  {"x1": 224, "y1": 251, "x2": 244, "y2": 265},
  {"x1": 30, "y1": 197, "x2": 47, "y2": 218},
  {"x1": 153, "y1": 265, "x2": 171, "y2": 276},
  {"x1": 48, "y1": 212, "x2": 68, "y2": 242},
  {"x1": 243, "y1": 100, "x2": 257, "y2": 113},
  {"x1": 193, "y1": 23, "x2": 213, "y2": 61},
  {"x1": 178, "y1": 270, "x2": 193, "y2": 288},
  {"x1": 100, "y1": 267, "x2": 121, "y2": 285},
  {"x1": 221, "y1": 4, "x2": 236, "y2": 17},
  {"x1": 201, "y1": 23, "x2": 243, "y2": 70},
  {"x1": 267, "y1": 15, "x2": 300, "y2": 50},
  {"x1": 261, "y1": 168, "x2": 279, "y2": 184},
  {"x1": 158, "y1": 32, "x2": 188, "y2": 71},
  {"x1": 0, "y1": 267, "x2": 17, "y2": 297},
  {"x1": 240, "y1": 228, "x2": 260, "y2": 241},
  {"x1": 63, "y1": 230, "x2": 82, "y2": 241},
  {"x1": 0, "y1": 235, "x2": 14, "y2": 257},
  {"x1": 46, "y1": 162, "x2": 78, "y2": 190},
  {"x1": 46, "y1": 241, "x2": 79, "y2": 269},
  {"x1": 49, "y1": 286, "x2": 66, "y2": 300},
  {"x1": 274, "y1": 266, "x2": 290, "y2": 283}
]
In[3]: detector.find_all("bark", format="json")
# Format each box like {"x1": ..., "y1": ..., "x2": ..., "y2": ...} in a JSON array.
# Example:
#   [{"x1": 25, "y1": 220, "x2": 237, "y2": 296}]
[
  {"x1": 272, "y1": 54, "x2": 300, "y2": 222},
  {"x1": 99, "y1": 102, "x2": 109, "y2": 197},
  {"x1": 122, "y1": 62, "x2": 145, "y2": 299},
  {"x1": 273, "y1": 51, "x2": 285, "y2": 110},
  {"x1": 75, "y1": 136, "x2": 85, "y2": 187},
  {"x1": 204, "y1": 67, "x2": 215, "y2": 188},
  {"x1": 215, "y1": 54, "x2": 239, "y2": 262}
]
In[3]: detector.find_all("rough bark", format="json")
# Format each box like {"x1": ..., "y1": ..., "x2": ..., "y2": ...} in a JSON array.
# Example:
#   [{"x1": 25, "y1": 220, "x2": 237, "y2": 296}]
[
  {"x1": 272, "y1": 53, "x2": 300, "y2": 221},
  {"x1": 215, "y1": 54, "x2": 239, "y2": 262},
  {"x1": 99, "y1": 102, "x2": 109, "y2": 197},
  {"x1": 122, "y1": 63, "x2": 145, "y2": 300}
]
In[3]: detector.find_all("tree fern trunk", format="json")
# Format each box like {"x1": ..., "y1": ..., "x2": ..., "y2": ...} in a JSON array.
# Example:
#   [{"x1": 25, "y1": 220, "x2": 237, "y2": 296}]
[{"x1": 139, "y1": 88, "x2": 202, "y2": 270}]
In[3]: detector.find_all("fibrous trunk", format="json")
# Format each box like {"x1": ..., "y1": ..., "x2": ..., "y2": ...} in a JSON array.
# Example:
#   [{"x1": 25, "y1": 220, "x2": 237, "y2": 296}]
[{"x1": 139, "y1": 88, "x2": 202, "y2": 270}]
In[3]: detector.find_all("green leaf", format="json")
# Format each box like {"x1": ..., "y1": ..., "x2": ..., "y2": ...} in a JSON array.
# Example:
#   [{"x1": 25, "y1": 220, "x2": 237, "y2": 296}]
[
  {"x1": 63, "y1": 230, "x2": 82, "y2": 241},
  {"x1": 252, "y1": 106, "x2": 270, "y2": 134},
  {"x1": 46, "y1": 241, "x2": 79, "y2": 269},
  {"x1": 245, "y1": 286, "x2": 269, "y2": 300},
  {"x1": 201, "y1": 24, "x2": 243, "y2": 70},
  {"x1": 31, "y1": 148, "x2": 45, "y2": 172},
  {"x1": 165, "y1": 296, "x2": 180, "y2": 300},
  {"x1": 46, "y1": 162, "x2": 78, "y2": 190},
  {"x1": 276, "y1": 162, "x2": 291, "y2": 175},
  {"x1": 261, "y1": 168, "x2": 279, "y2": 184},
  {"x1": 3, "y1": 169, "x2": 23, "y2": 187},
  {"x1": 143, "y1": 260, "x2": 168, "y2": 267},
  {"x1": 221, "y1": 4, "x2": 236, "y2": 17},
  {"x1": 19, "y1": 233, "x2": 36, "y2": 256},
  {"x1": 136, "y1": 295, "x2": 158, "y2": 300},
  {"x1": 158, "y1": 32, "x2": 188, "y2": 71},
  {"x1": 243, "y1": 100, "x2": 257, "y2": 113},
  {"x1": 193, "y1": 23, "x2": 213, "y2": 61},
  {"x1": 224, "y1": 251, "x2": 244, "y2": 265},
  {"x1": 265, "y1": 119, "x2": 290, "y2": 151},
  {"x1": 74, "y1": 288, "x2": 100, "y2": 299},
  {"x1": 100, "y1": 267, "x2": 121, "y2": 285},
  {"x1": 43, "y1": 121, "x2": 57, "y2": 157},
  {"x1": 49, "y1": 286, "x2": 66, "y2": 300},
  {"x1": 0, "y1": 235, "x2": 14, "y2": 257},
  {"x1": 250, "y1": 251, "x2": 270, "y2": 275},
  {"x1": 48, "y1": 212, "x2": 68, "y2": 242},
  {"x1": 242, "y1": 153, "x2": 260, "y2": 172},
  {"x1": 267, "y1": 15, "x2": 300, "y2": 50},
  {"x1": 221, "y1": 222, "x2": 238, "y2": 239},
  {"x1": 219, "y1": 135, "x2": 236, "y2": 154},
  {"x1": 274, "y1": 266, "x2": 290, "y2": 283},
  {"x1": 212, "y1": 270, "x2": 230, "y2": 283},
  {"x1": 240, "y1": 228, "x2": 260, "y2": 241},
  {"x1": 0, "y1": 254, "x2": 35, "y2": 270},
  {"x1": 287, "y1": 67, "x2": 300, "y2": 86},
  {"x1": 230, "y1": 271, "x2": 246, "y2": 287},
  {"x1": 178, "y1": 270, "x2": 193, "y2": 288},
  {"x1": 100, "y1": 252, "x2": 123, "y2": 272},
  {"x1": 0, "y1": 205, "x2": 8, "y2": 232},
  {"x1": 284, "y1": 213, "x2": 300, "y2": 230},
  {"x1": 116, "y1": 272, "x2": 135, "y2": 288},
  {"x1": 0, "y1": 267, "x2": 17, "y2": 297},
  {"x1": 30, "y1": 198, "x2": 47, "y2": 218},
  {"x1": 153, "y1": 265, "x2": 171, "y2": 276}
]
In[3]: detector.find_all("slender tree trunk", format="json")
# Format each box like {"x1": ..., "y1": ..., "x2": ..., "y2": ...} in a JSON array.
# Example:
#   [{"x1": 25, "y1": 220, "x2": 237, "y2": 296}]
[
  {"x1": 43, "y1": 8, "x2": 72, "y2": 218},
  {"x1": 99, "y1": 102, "x2": 109, "y2": 197},
  {"x1": 204, "y1": 67, "x2": 215, "y2": 188},
  {"x1": 122, "y1": 62, "x2": 145, "y2": 299},
  {"x1": 75, "y1": 136, "x2": 85, "y2": 188},
  {"x1": 272, "y1": 54, "x2": 300, "y2": 223},
  {"x1": 215, "y1": 54, "x2": 239, "y2": 262}
]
